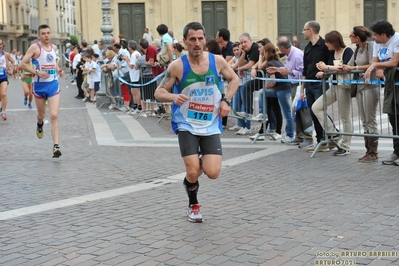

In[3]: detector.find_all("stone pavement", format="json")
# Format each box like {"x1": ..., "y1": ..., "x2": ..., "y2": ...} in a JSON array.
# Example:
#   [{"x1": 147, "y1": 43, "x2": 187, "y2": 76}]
[{"x1": 0, "y1": 76, "x2": 398, "y2": 266}]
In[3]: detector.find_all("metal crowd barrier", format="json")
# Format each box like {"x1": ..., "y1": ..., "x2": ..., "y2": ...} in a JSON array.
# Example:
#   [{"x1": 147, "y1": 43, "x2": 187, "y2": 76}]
[
  {"x1": 228, "y1": 69, "x2": 283, "y2": 144},
  {"x1": 98, "y1": 64, "x2": 168, "y2": 118},
  {"x1": 310, "y1": 68, "x2": 399, "y2": 158},
  {"x1": 115, "y1": 66, "x2": 168, "y2": 121},
  {"x1": 97, "y1": 68, "x2": 123, "y2": 114}
]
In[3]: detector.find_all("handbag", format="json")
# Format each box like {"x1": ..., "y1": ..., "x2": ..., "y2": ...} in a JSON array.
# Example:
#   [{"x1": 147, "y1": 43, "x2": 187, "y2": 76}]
[
  {"x1": 350, "y1": 46, "x2": 360, "y2": 98},
  {"x1": 156, "y1": 40, "x2": 170, "y2": 66},
  {"x1": 295, "y1": 98, "x2": 314, "y2": 136}
]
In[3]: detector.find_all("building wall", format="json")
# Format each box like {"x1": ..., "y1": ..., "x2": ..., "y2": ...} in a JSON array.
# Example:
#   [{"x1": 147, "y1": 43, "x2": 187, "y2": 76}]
[
  {"x1": 77, "y1": 0, "x2": 399, "y2": 46},
  {"x1": 0, "y1": 0, "x2": 74, "y2": 54},
  {"x1": 1, "y1": 0, "x2": 399, "y2": 52}
]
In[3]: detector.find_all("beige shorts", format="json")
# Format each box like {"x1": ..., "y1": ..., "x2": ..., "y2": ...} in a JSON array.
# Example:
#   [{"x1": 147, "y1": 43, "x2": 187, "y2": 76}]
[{"x1": 82, "y1": 79, "x2": 89, "y2": 89}]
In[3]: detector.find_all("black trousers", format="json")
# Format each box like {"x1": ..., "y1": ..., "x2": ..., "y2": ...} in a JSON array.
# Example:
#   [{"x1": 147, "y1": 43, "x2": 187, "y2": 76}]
[{"x1": 388, "y1": 113, "x2": 399, "y2": 156}]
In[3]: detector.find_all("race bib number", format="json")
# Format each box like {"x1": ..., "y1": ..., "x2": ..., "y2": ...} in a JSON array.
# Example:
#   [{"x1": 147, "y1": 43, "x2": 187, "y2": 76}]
[
  {"x1": 0, "y1": 68, "x2": 4, "y2": 75},
  {"x1": 44, "y1": 69, "x2": 56, "y2": 75},
  {"x1": 186, "y1": 102, "x2": 214, "y2": 125},
  {"x1": 41, "y1": 64, "x2": 56, "y2": 76}
]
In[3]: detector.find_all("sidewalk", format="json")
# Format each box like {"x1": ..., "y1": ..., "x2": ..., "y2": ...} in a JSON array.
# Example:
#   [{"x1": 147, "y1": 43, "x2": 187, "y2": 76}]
[{"x1": 0, "y1": 77, "x2": 398, "y2": 265}]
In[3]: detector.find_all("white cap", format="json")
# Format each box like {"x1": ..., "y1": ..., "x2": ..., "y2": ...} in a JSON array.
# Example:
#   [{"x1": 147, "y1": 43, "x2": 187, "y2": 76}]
[{"x1": 66, "y1": 43, "x2": 71, "y2": 48}]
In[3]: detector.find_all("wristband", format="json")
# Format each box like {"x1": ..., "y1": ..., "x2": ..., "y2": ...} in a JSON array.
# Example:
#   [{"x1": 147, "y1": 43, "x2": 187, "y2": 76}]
[{"x1": 356, "y1": 66, "x2": 359, "y2": 70}]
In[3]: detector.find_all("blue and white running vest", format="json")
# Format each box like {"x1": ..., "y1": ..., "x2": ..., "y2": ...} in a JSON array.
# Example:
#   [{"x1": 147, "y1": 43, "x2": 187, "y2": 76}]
[
  {"x1": 171, "y1": 53, "x2": 223, "y2": 135},
  {"x1": 32, "y1": 43, "x2": 58, "y2": 83}
]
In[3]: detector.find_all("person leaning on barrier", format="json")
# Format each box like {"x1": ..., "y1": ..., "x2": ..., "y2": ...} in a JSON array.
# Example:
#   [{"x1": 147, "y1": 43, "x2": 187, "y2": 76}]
[
  {"x1": 113, "y1": 42, "x2": 132, "y2": 111},
  {"x1": 312, "y1": 30, "x2": 354, "y2": 156},
  {"x1": 154, "y1": 22, "x2": 239, "y2": 223},
  {"x1": 263, "y1": 43, "x2": 295, "y2": 144},
  {"x1": 227, "y1": 42, "x2": 252, "y2": 133},
  {"x1": 126, "y1": 40, "x2": 142, "y2": 115},
  {"x1": 272, "y1": 35, "x2": 309, "y2": 145},
  {"x1": 206, "y1": 38, "x2": 228, "y2": 128},
  {"x1": 364, "y1": 20, "x2": 399, "y2": 166},
  {"x1": 234, "y1": 32, "x2": 260, "y2": 135},
  {"x1": 156, "y1": 24, "x2": 174, "y2": 65},
  {"x1": 251, "y1": 38, "x2": 283, "y2": 141},
  {"x1": 342, "y1": 26, "x2": 380, "y2": 163},
  {"x1": 300, "y1": 20, "x2": 330, "y2": 150},
  {"x1": 137, "y1": 38, "x2": 162, "y2": 117},
  {"x1": 100, "y1": 49, "x2": 118, "y2": 109}
]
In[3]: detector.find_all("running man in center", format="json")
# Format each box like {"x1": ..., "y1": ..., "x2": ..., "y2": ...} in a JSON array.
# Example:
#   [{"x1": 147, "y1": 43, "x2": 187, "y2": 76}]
[
  {"x1": 20, "y1": 24, "x2": 64, "y2": 158},
  {"x1": 154, "y1": 22, "x2": 239, "y2": 222}
]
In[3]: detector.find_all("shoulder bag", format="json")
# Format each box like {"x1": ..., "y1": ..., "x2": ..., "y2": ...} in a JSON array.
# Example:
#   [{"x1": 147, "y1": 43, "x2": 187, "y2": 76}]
[{"x1": 156, "y1": 40, "x2": 171, "y2": 66}]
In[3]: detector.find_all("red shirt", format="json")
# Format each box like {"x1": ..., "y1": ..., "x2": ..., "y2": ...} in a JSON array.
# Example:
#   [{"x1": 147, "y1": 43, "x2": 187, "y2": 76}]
[
  {"x1": 146, "y1": 46, "x2": 164, "y2": 77},
  {"x1": 69, "y1": 52, "x2": 76, "y2": 64}
]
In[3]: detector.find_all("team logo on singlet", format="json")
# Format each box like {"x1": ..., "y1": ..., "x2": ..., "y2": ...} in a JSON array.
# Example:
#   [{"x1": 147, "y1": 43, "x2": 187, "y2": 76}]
[
  {"x1": 205, "y1": 76, "x2": 215, "y2": 86},
  {"x1": 46, "y1": 54, "x2": 54, "y2": 63}
]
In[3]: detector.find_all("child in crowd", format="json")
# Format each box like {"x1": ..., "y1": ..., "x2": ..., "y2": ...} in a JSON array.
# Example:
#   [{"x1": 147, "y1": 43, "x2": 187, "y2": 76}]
[
  {"x1": 82, "y1": 53, "x2": 95, "y2": 102},
  {"x1": 91, "y1": 54, "x2": 102, "y2": 102}
]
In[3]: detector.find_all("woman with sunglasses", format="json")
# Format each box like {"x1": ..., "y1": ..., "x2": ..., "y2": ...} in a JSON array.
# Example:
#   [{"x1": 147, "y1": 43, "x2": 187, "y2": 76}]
[{"x1": 342, "y1": 26, "x2": 379, "y2": 163}]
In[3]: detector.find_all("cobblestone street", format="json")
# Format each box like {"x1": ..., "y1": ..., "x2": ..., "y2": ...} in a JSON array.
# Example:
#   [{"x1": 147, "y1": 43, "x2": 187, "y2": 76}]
[{"x1": 0, "y1": 76, "x2": 398, "y2": 266}]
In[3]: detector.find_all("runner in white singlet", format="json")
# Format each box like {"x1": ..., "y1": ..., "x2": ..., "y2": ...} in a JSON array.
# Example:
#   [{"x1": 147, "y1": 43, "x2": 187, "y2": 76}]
[{"x1": 20, "y1": 25, "x2": 65, "y2": 158}]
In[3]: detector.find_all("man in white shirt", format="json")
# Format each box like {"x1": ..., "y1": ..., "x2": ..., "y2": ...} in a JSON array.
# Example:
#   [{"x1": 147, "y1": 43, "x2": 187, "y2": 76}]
[
  {"x1": 365, "y1": 20, "x2": 399, "y2": 165},
  {"x1": 111, "y1": 42, "x2": 131, "y2": 111},
  {"x1": 91, "y1": 40, "x2": 101, "y2": 57},
  {"x1": 143, "y1": 28, "x2": 153, "y2": 44},
  {"x1": 126, "y1": 40, "x2": 142, "y2": 114}
]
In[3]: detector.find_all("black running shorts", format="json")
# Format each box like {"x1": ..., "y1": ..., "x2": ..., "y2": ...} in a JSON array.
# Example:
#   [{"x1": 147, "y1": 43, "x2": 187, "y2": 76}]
[{"x1": 178, "y1": 131, "x2": 222, "y2": 157}]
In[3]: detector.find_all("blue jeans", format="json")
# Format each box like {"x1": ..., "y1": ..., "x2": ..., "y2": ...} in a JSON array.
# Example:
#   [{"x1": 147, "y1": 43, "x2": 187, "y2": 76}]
[
  {"x1": 264, "y1": 88, "x2": 294, "y2": 138},
  {"x1": 242, "y1": 79, "x2": 264, "y2": 114},
  {"x1": 233, "y1": 85, "x2": 251, "y2": 129}
]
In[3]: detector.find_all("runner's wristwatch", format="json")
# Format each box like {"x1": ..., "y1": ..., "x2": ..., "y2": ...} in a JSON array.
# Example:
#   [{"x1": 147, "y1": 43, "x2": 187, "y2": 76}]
[{"x1": 221, "y1": 98, "x2": 232, "y2": 106}]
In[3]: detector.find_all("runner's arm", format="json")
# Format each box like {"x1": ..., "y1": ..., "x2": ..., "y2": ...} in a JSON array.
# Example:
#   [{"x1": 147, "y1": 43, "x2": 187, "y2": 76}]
[
  {"x1": 154, "y1": 61, "x2": 188, "y2": 104},
  {"x1": 5, "y1": 53, "x2": 14, "y2": 73},
  {"x1": 20, "y1": 45, "x2": 37, "y2": 75}
]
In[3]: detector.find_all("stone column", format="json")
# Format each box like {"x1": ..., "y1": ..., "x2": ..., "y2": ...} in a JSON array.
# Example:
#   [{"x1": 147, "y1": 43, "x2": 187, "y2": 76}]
[{"x1": 97, "y1": 0, "x2": 114, "y2": 108}]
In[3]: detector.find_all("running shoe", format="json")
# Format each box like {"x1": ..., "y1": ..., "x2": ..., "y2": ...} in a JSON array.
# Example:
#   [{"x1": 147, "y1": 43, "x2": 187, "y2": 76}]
[
  {"x1": 28, "y1": 103, "x2": 32, "y2": 109},
  {"x1": 36, "y1": 123, "x2": 44, "y2": 139},
  {"x1": 1, "y1": 112, "x2": 7, "y2": 121},
  {"x1": 24, "y1": 98, "x2": 28, "y2": 105},
  {"x1": 53, "y1": 145, "x2": 62, "y2": 158},
  {"x1": 187, "y1": 204, "x2": 203, "y2": 223}
]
